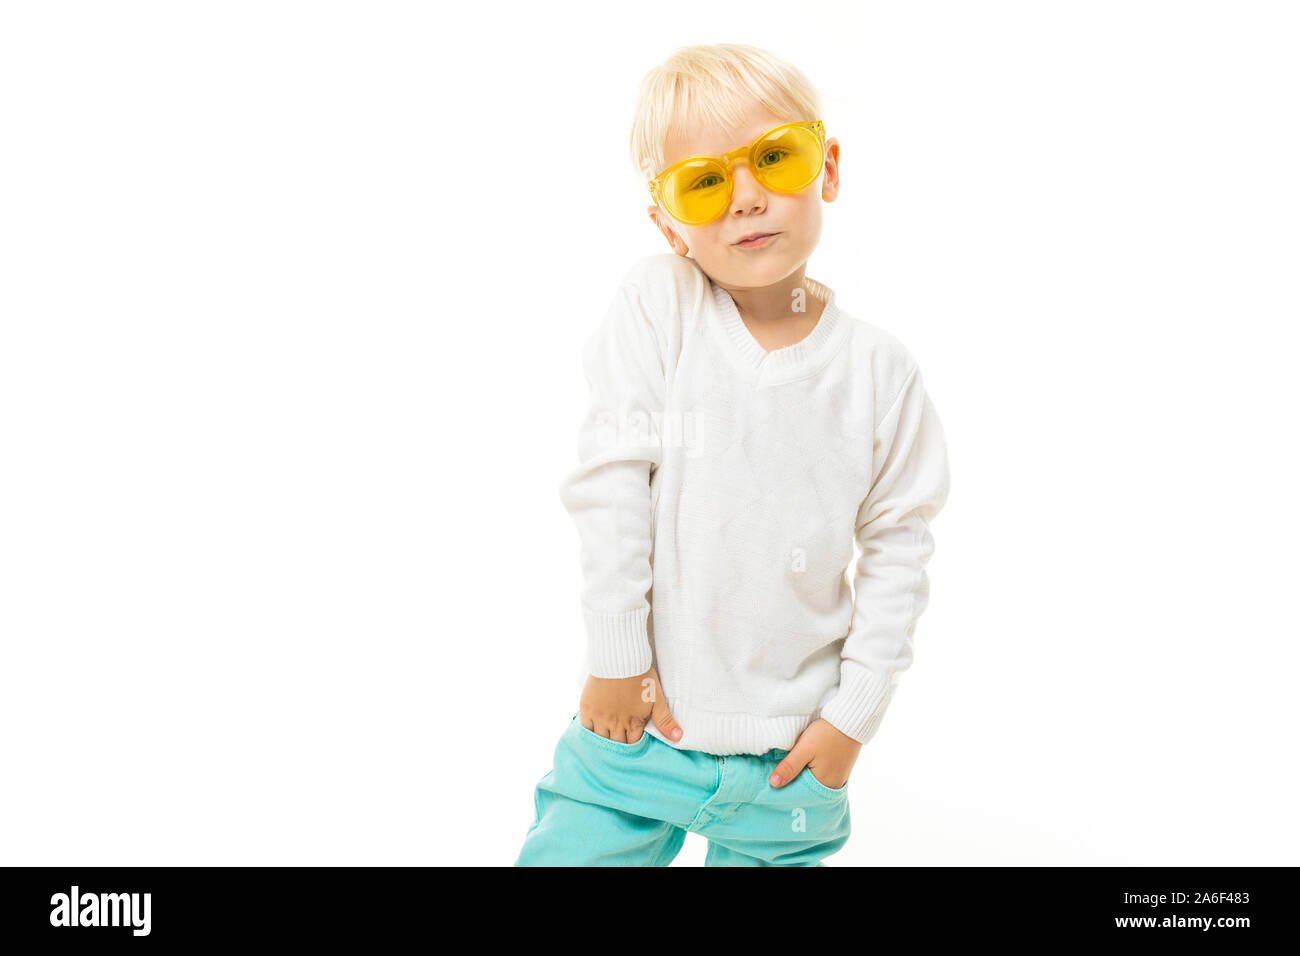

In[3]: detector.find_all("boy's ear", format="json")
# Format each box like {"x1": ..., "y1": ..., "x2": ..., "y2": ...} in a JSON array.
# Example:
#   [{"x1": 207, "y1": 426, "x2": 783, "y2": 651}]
[
  {"x1": 647, "y1": 205, "x2": 690, "y2": 256},
  {"x1": 821, "y1": 138, "x2": 840, "y2": 202}
]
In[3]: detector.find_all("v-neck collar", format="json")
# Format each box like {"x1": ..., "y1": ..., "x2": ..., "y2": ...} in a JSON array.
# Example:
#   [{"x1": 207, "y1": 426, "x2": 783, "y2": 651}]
[{"x1": 708, "y1": 274, "x2": 847, "y2": 387}]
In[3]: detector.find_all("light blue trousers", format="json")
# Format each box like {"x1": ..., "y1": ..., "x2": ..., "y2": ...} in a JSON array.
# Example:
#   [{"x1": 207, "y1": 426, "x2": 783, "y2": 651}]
[{"x1": 515, "y1": 713, "x2": 851, "y2": 866}]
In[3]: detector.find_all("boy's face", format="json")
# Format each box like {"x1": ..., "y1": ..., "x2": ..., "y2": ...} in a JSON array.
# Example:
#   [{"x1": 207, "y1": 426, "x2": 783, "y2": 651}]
[{"x1": 647, "y1": 102, "x2": 839, "y2": 289}]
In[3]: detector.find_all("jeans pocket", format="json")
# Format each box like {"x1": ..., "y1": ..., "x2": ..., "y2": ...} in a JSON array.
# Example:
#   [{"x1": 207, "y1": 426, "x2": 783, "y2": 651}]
[
  {"x1": 797, "y1": 765, "x2": 849, "y2": 800},
  {"x1": 569, "y1": 713, "x2": 654, "y2": 755}
]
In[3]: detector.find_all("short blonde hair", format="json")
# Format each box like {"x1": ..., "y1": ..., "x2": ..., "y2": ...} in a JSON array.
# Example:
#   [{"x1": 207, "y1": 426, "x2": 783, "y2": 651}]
[{"x1": 629, "y1": 43, "x2": 824, "y2": 185}]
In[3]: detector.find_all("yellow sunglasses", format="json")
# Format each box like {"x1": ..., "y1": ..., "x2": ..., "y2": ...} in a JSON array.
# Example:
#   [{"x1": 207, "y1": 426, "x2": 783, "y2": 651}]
[{"x1": 647, "y1": 119, "x2": 826, "y2": 225}]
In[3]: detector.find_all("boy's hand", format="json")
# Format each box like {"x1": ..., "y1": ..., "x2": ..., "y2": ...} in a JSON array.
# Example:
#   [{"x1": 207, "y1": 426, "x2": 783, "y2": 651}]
[
  {"x1": 769, "y1": 719, "x2": 862, "y2": 790},
  {"x1": 579, "y1": 667, "x2": 683, "y2": 744}
]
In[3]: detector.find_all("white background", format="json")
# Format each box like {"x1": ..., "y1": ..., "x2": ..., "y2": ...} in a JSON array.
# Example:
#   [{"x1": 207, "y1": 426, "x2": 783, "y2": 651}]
[{"x1": 2, "y1": 1, "x2": 1297, "y2": 867}]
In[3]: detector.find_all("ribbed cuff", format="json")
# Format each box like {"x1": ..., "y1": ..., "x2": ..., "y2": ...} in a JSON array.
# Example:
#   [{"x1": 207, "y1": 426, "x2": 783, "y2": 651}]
[
  {"x1": 818, "y1": 666, "x2": 894, "y2": 745},
  {"x1": 581, "y1": 602, "x2": 653, "y2": 678}
]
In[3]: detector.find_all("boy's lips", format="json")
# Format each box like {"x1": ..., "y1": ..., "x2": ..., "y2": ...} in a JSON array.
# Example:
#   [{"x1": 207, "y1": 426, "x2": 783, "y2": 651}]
[{"x1": 734, "y1": 231, "x2": 780, "y2": 248}]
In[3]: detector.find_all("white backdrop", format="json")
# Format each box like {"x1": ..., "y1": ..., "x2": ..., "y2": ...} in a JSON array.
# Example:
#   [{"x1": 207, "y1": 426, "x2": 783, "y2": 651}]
[{"x1": 2, "y1": 1, "x2": 1296, "y2": 866}]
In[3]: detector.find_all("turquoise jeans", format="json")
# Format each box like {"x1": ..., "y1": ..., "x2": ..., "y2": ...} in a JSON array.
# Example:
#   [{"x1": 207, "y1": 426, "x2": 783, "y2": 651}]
[{"x1": 514, "y1": 713, "x2": 851, "y2": 866}]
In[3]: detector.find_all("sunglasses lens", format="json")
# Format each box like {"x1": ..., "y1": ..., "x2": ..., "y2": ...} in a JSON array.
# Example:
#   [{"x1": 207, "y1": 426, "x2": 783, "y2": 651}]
[
  {"x1": 662, "y1": 158, "x2": 730, "y2": 224},
  {"x1": 753, "y1": 124, "x2": 822, "y2": 192}
]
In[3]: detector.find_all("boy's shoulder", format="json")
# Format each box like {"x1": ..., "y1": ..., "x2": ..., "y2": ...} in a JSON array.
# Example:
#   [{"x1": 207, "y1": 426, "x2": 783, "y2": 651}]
[
  {"x1": 837, "y1": 309, "x2": 927, "y2": 418},
  {"x1": 616, "y1": 252, "x2": 708, "y2": 310},
  {"x1": 603, "y1": 254, "x2": 707, "y2": 348}
]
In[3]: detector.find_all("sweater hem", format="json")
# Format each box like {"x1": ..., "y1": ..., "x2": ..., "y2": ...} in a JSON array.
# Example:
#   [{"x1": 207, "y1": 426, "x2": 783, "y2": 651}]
[{"x1": 642, "y1": 697, "x2": 819, "y2": 755}]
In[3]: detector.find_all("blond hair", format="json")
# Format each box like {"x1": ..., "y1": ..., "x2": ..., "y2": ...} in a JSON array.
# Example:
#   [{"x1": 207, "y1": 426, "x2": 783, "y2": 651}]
[{"x1": 629, "y1": 43, "x2": 825, "y2": 184}]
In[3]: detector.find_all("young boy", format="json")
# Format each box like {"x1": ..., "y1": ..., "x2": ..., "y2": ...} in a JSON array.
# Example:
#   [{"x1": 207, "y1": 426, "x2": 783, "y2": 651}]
[{"x1": 515, "y1": 43, "x2": 951, "y2": 866}]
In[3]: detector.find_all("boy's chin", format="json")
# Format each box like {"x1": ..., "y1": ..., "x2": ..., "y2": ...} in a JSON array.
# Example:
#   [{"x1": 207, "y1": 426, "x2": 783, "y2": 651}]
[{"x1": 711, "y1": 256, "x2": 796, "y2": 285}]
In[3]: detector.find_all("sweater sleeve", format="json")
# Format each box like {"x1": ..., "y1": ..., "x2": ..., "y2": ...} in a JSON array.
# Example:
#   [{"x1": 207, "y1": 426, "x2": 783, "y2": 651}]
[
  {"x1": 557, "y1": 279, "x2": 667, "y2": 679},
  {"x1": 818, "y1": 362, "x2": 951, "y2": 745}
]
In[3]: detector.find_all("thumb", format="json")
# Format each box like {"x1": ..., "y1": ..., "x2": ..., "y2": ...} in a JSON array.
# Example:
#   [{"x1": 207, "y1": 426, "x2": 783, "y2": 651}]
[
  {"x1": 770, "y1": 746, "x2": 811, "y2": 788},
  {"x1": 647, "y1": 674, "x2": 683, "y2": 741}
]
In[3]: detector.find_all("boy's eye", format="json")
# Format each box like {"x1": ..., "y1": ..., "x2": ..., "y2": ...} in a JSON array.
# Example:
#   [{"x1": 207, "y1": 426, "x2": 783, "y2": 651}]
[
  {"x1": 688, "y1": 173, "x2": 725, "y2": 191},
  {"x1": 757, "y1": 148, "x2": 789, "y2": 168}
]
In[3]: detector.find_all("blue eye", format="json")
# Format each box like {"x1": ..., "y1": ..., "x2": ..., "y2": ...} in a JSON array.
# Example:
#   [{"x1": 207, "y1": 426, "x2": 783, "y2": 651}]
[{"x1": 758, "y1": 148, "x2": 789, "y2": 168}]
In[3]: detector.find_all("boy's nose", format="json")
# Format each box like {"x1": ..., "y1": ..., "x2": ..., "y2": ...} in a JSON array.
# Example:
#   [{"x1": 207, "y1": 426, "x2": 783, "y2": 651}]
[{"x1": 728, "y1": 161, "x2": 766, "y2": 213}]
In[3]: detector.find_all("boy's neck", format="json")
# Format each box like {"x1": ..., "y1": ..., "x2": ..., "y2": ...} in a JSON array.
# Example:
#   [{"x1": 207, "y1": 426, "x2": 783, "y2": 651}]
[{"x1": 722, "y1": 269, "x2": 828, "y2": 352}]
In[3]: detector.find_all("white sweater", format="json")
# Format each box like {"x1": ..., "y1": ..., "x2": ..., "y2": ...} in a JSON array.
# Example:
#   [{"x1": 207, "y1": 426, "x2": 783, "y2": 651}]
[{"x1": 558, "y1": 253, "x2": 951, "y2": 755}]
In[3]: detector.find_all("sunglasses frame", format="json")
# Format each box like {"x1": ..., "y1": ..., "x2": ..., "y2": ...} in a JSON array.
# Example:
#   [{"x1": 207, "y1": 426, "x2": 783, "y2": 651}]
[{"x1": 647, "y1": 119, "x2": 826, "y2": 225}]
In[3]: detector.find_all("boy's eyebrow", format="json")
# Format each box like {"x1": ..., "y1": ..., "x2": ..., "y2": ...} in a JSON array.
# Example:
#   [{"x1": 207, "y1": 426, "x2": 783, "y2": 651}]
[{"x1": 666, "y1": 125, "x2": 773, "y2": 165}]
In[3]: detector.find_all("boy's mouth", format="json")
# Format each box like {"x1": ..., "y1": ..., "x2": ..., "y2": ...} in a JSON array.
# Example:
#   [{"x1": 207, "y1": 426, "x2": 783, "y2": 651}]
[{"x1": 734, "y1": 232, "x2": 779, "y2": 248}]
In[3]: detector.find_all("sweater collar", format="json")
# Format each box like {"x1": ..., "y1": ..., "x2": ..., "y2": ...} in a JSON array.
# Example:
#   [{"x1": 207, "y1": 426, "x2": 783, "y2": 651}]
[{"x1": 708, "y1": 274, "x2": 845, "y2": 385}]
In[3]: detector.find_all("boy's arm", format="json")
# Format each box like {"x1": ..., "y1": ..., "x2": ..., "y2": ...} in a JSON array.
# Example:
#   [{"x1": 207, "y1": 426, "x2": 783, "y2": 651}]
[
  {"x1": 819, "y1": 362, "x2": 952, "y2": 745},
  {"x1": 557, "y1": 279, "x2": 666, "y2": 679}
]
